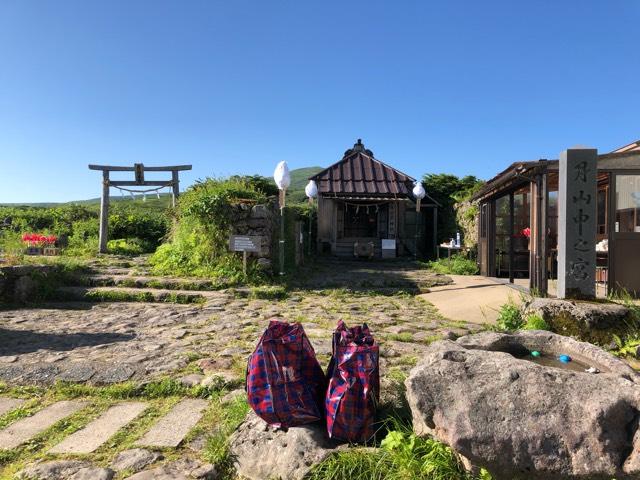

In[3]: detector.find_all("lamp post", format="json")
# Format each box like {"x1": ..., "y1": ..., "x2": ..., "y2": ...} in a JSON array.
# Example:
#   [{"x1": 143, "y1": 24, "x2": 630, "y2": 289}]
[
  {"x1": 305, "y1": 180, "x2": 318, "y2": 256},
  {"x1": 273, "y1": 161, "x2": 291, "y2": 276},
  {"x1": 413, "y1": 181, "x2": 426, "y2": 260}
]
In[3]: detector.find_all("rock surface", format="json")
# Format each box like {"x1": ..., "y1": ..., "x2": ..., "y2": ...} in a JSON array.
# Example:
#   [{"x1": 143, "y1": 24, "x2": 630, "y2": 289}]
[
  {"x1": 123, "y1": 458, "x2": 217, "y2": 480},
  {"x1": 229, "y1": 410, "x2": 341, "y2": 480},
  {"x1": 405, "y1": 331, "x2": 640, "y2": 480},
  {"x1": 110, "y1": 448, "x2": 162, "y2": 473},
  {"x1": 16, "y1": 460, "x2": 113, "y2": 480},
  {"x1": 522, "y1": 298, "x2": 630, "y2": 345}
]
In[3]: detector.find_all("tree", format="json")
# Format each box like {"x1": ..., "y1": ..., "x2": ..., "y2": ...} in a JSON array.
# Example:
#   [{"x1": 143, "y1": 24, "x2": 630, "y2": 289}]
[{"x1": 421, "y1": 173, "x2": 484, "y2": 243}]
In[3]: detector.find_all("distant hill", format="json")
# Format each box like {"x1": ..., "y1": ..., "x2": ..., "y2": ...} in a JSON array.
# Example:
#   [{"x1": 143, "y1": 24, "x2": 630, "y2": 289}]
[
  {"x1": 0, "y1": 193, "x2": 173, "y2": 212},
  {"x1": 289, "y1": 166, "x2": 323, "y2": 191},
  {"x1": 0, "y1": 169, "x2": 326, "y2": 208},
  {"x1": 287, "y1": 166, "x2": 323, "y2": 203}
]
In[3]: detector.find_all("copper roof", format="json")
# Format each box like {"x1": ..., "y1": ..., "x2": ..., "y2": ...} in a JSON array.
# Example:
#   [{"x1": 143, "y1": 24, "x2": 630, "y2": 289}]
[
  {"x1": 310, "y1": 140, "x2": 415, "y2": 198},
  {"x1": 610, "y1": 139, "x2": 640, "y2": 153}
]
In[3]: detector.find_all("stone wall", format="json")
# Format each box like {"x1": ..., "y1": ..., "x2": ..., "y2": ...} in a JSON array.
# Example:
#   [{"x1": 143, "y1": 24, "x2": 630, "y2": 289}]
[
  {"x1": 228, "y1": 203, "x2": 277, "y2": 269},
  {"x1": 454, "y1": 200, "x2": 479, "y2": 250},
  {"x1": 0, "y1": 265, "x2": 55, "y2": 305}
]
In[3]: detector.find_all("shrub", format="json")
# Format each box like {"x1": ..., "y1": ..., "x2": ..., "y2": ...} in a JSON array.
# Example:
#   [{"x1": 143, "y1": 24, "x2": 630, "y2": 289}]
[
  {"x1": 307, "y1": 425, "x2": 482, "y2": 480},
  {"x1": 522, "y1": 314, "x2": 549, "y2": 331},
  {"x1": 149, "y1": 177, "x2": 269, "y2": 282},
  {"x1": 496, "y1": 300, "x2": 524, "y2": 331},
  {"x1": 426, "y1": 254, "x2": 478, "y2": 275},
  {"x1": 107, "y1": 238, "x2": 153, "y2": 255},
  {"x1": 0, "y1": 202, "x2": 170, "y2": 256}
]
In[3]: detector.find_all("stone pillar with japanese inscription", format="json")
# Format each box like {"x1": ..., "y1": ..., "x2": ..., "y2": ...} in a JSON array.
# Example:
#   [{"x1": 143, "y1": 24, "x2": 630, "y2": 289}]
[{"x1": 557, "y1": 148, "x2": 598, "y2": 299}]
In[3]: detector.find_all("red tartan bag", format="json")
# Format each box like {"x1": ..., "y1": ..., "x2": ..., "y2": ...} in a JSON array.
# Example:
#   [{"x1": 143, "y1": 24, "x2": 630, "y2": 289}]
[
  {"x1": 246, "y1": 319, "x2": 326, "y2": 428},
  {"x1": 325, "y1": 320, "x2": 380, "y2": 443}
]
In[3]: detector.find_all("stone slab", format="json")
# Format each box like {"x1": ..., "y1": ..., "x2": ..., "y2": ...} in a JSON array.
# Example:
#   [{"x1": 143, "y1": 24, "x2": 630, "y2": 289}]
[
  {"x1": 0, "y1": 400, "x2": 87, "y2": 450},
  {"x1": 136, "y1": 399, "x2": 208, "y2": 448},
  {"x1": 0, "y1": 397, "x2": 25, "y2": 416},
  {"x1": 49, "y1": 402, "x2": 147, "y2": 454},
  {"x1": 92, "y1": 364, "x2": 135, "y2": 385},
  {"x1": 57, "y1": 364, "x2": 96, "y2": 383}
]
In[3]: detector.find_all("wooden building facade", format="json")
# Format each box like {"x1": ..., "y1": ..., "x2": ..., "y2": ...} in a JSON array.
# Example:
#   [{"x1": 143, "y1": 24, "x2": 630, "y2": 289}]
[
  {"x1": 311, "y1": 140, "x2": 439, "y2": 259},
  {"x1": 472, "y1": 140, "x2": 640, "y2": 296}
]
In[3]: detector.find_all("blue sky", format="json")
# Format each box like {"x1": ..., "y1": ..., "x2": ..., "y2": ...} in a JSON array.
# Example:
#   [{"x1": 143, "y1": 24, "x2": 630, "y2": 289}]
[{"x1": 1, "y1": 1, "x2": 639, "y2": 202}]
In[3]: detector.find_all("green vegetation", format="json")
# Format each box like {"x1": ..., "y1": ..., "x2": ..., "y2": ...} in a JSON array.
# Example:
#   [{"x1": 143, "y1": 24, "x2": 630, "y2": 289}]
[
  {"x1": 286, "y1": 166, "x2": 324, "y2": 203},
  {"x1": 522, "y1": 314, "x2": 549, "y2": 331},
  {"x1": 106, "y1": 238, "x2": 153, "y2": 255},
  {"x1": 495, "y1": 299, "x2": 524, "y2": 331},
  {"x1": 0, "y1": 378, "x2": 242, "y2": 478},
  {"x1": 202, "y1": 396, "x2": 250, "y2": 477},
  {"x1": 82, "y1": 289, "x2": 206, "y2": 304},
  {"x1": 0, "y1": 202, "x2": 169, "y2": 260},
  {"x1": 425, "y1": 254, "x2": 478, "y2": 275},
  {"x1": 308, "y1": 421, "x2": 489, "y2": 480},
  {"x1": 149, "y1": 177, "x2": 270, "y2": 283},
  {"x1": 612, "y1": 333, "x2": 640, "y2": 358},
  {"x1": 420, "y1": 174, "x2": 484, "y2": 244},
  {"x1": 248, "y1": 285, "x2": 288, "y2": 300}
]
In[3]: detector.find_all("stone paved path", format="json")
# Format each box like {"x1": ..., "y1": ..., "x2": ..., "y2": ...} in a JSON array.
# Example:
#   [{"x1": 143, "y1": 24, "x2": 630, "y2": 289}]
[
  {"x1": 136, "y1": 398, "x2": 208, "y2": 448},
  {"x1": 0, "y1": 397, "x2": 24, "y2": 416},
  {"x1": 0, "y1": 400, "x2": 87, "y2": 450},
  {"x1": 0, "y1": 257, "x2": 486, "y2": 387},
  {"x1": 49, "y1": 401, "x2": 147, "y2": 454}
]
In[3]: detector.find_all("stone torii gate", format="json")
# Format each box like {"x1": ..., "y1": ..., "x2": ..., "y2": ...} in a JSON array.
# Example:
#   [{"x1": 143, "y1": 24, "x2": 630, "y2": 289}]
[{"x1": 88, "y1": 163, "x2": 192, "y2": 253}]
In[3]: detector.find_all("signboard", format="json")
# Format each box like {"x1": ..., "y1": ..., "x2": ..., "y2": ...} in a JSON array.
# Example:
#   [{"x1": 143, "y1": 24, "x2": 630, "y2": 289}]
[
  {"x1": 229, "y1": 235, "x2": 262, "y2": 253},
  {"x1": 381, "y1": 239, "x2": 396, "y2": 250},
  {"x1": 557, "y1": 148, "x2": 597, "y2": 299}
]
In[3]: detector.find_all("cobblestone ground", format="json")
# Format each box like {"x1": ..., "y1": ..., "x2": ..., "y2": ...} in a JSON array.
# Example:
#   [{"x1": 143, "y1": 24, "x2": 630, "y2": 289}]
[
  {"x1": 0, "y1": 258, "x2": 482, "y2": 386},
  {"x1": 0, "y1": 257, "x2": 487, "y2": 479}
]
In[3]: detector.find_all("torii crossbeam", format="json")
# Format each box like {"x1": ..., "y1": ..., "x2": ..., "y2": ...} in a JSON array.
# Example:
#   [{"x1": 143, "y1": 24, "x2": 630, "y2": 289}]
[{"x1": 88, "y1": 163, "x2": 192, "y2": 253}]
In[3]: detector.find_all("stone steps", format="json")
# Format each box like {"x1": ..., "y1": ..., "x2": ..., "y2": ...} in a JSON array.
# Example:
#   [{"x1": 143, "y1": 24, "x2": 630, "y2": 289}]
[
  {"x1": 135, "y1": 399, "x2": 208, "y2": 448},
  {"x1": 0, "y1": 397, "x2": 25, "y2": 416},
  {"x1": 49, "y1": 402, "x2": 148, "y2": 454},
  {"x1": 54, "y1": 286, "x2": 214, "y2": 304},
  {"x1": 0, "y1": 396, "x2": 208, "y2": 453},
  {"x1": 85, "y1": 274, "x2": 220, "y2": 291},
  {"x1": 0, "y1": 400, "x2": 88, "y2": 450}
]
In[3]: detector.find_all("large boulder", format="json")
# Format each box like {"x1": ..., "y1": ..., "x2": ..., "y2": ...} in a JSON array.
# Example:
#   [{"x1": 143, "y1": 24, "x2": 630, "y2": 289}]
[
  {"x1": 229, "y1": 410, "x2": 341, "y2": 480},
  {"x1": 522, "y1": 298, "x2": 632, "y2": 345},
  {"x1": 405, "y1": 330, "x2": 640, "y2": 480}
]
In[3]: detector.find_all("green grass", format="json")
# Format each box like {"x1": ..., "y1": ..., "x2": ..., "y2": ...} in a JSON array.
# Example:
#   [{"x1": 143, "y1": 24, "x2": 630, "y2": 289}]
[
  {"x1": 307, "y1": 417, "x2": 489, "y2": 480},
  {"x1": 82, "y1": 289, "x2": 206, "y2": 304},
  {"x1": 202, "y1": 395, "x2": 249, "y2": 477},
  {"x1": 0, "y1": 378, "x2": 241, "y2": 478},
  {"x1": 423, "y1": 254, "x2": 478, "y2": 276},
  {"x1": 248, "y1": 285, "x2": 288, "y2": 300},
  {"x1": 495, "y1": 299, "x2": 523, "y2": 331},
  {"x1": 386, "y1": 333, "x2": 414, "y2": 343}
]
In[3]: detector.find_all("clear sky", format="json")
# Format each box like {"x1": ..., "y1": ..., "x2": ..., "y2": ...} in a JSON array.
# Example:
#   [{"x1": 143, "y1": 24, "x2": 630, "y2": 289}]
[{"x1": 1, "y1": 1, "x2": 639, "y2": 203}]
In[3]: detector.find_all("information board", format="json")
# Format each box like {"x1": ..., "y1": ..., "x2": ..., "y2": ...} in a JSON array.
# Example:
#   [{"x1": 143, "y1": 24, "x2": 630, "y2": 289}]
[{"x1": 229, "y1": 235, "x2": 262, "y2": 253}]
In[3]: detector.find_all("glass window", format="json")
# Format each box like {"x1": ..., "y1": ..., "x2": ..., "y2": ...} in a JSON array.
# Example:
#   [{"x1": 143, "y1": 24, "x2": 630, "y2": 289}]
[
  {"x1": 615, "y1": 175, "x2": 640, "y2": 233},
  {"x1": 597, "y1": 188, "x2": 607, "y2": 236}
]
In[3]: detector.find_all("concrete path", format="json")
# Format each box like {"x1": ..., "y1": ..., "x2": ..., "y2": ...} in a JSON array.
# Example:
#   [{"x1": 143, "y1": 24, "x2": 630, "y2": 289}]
[
  {"x1": 49, "y1": 402, "x2": 147, "y2": 454},
  {"x1": 0, "y1": 400, "x2": 87, "y2": 450},
  {"x1": 0, "y1": 397, "x2": 25, "y2": 417},
  {"x1": 136, "y1": 399, "x2": 208, "y2": 448},
  {"x1": 419, "y1": 275, "x2": 527, "y2": 324}
]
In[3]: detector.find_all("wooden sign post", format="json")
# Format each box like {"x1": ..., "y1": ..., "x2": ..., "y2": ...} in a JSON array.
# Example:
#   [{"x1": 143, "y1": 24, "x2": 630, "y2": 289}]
[
  {"x1": 229, "y1": 235, "x2": 262, "y2": 274},
  {"x1": 88, "y1": 163, "x2": 192, "y2": 253}
]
